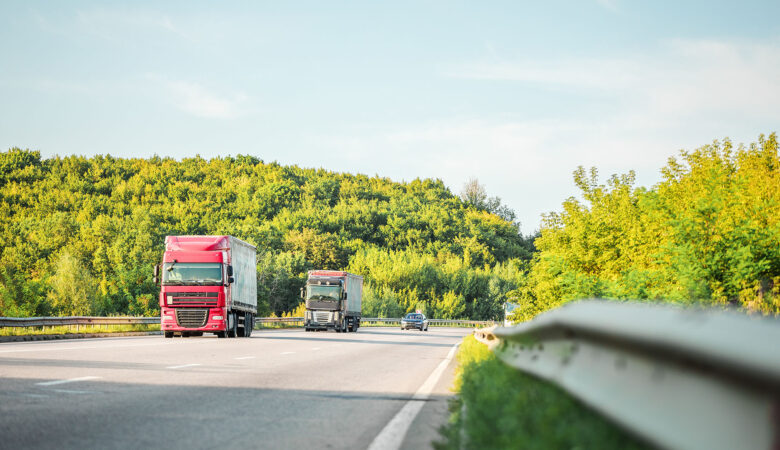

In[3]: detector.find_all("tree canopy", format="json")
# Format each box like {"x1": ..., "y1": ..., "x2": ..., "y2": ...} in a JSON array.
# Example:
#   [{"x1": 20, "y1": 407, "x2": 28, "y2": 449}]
[
  {"x1": 0, "y1": 150, "x2": 533, "y2": 319},
  {"x1": 509, "y1": 133, "x2": 780, "y2": 320}
]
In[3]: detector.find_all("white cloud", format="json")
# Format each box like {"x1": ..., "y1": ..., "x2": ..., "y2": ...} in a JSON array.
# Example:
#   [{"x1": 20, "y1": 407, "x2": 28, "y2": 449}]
[
  {"x1": 317, "y1": 38, "x2": 780, "y2": 233},
  {"x1": 449, "y1": 38, "x2": 780, "y2": 121},
  {"x1": 596, "y1": 0, "x2": 620, "y2": 12},
  {"x1": 75, "y1": 8, "x2": 191, "y2": 41},
  {"x1": 164, "y1": 80, "x2": 248, "y2": 119}
]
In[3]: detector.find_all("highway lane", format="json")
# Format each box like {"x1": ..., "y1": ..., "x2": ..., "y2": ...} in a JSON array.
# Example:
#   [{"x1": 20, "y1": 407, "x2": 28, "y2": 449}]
[{"x1": 0, "y1": 327, "x2": 471, "y2": 450}]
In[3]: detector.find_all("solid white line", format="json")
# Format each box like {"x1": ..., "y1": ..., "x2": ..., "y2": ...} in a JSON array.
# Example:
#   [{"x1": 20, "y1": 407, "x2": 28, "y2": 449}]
[
  {"x1": 280, "y1": 351, "x2": 295, "y2": 355},
  {"x1": 234, "y1": 356, "x2": 255, "y2": 360},
  {"x1": 36, "y1": 376, "x2": 101, "y2": 386},
  {"x1": 166, "y1": 363, "x2": 201, "y2": 369},
  {"x1": 367, "y1": 343, "x2": 459, "y2": 450}
]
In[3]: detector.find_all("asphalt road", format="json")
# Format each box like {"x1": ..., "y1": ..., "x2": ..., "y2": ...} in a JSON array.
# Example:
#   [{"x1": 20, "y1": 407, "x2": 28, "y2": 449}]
[{"x1": 0, "y1": 327, "x2": 471, "y2": 450}]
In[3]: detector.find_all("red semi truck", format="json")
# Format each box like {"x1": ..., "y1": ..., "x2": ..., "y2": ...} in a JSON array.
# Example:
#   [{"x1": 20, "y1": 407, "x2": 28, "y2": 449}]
[{"x1": 154, "y1": 235, "x2": 257, "y2": 338}]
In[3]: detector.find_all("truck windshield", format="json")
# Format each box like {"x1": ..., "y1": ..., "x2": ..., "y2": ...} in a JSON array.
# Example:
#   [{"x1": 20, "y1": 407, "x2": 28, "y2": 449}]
[
  {"x1": 307, "y1": 285, "x2": 341, "y2": 301},
  {"x1": 162, "y1": 262, "x2": 222, "y2": 285}
]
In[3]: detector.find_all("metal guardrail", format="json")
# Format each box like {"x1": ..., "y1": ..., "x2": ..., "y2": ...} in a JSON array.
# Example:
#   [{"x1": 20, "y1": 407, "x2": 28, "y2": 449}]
[
  {"x1": 1, "y1": 316, "x2": 492, "y2": 329},
  {"x1": 0, "y1": 316, "x2": 159, "y2": 328},
  {"x1": 473, "y1": 300, "x2": 780, "y2": 450}
]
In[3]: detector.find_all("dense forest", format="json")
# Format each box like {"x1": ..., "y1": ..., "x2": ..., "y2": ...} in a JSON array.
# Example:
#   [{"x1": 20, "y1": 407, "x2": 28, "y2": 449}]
[
  {"x1": 509, "y1": 133, "x2": 780, "y2": 320},
  {"x1": 2, "y1": 133, "x2": 777, "y2": 321},
  {"x1": 0, "y1": 150, "x2": 534, "y2": 319}
]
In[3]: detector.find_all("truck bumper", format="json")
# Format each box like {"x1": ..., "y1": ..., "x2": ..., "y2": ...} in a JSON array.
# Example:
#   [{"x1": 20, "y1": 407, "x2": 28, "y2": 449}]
[{"x1": 161, "y1": 307, "x2": 227, "y2": 332}]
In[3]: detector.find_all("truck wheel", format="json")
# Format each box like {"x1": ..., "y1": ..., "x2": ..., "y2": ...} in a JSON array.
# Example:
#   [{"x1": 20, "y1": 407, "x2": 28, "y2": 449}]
[
  {"x1": 164, "y1": 331, "x2": 173, "y2": 338},
  {"x1": 246, "y1": 313, "x2": 253, "y2": 337},
  {"x1": 216, "y1": 331, "x2": 226, "y2": 338},
  {"x1": 227, "y1": 312, "x2": 237, "y2": 338}
]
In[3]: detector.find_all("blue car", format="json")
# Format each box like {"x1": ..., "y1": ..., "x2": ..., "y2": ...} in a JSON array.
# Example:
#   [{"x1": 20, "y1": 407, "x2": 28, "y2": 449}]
[{"x1": 401, "y1": 313, "x2": 429, "y2": 331}]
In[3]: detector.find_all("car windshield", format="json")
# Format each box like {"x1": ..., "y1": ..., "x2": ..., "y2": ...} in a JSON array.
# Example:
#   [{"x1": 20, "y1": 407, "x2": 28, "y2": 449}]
[
  {"x1": 405, "y1": 314, "x2": 423, "y2": 320},
  {"x1": 307, "y1": 285, "x2": 341, "y2": 301},
  {"x1": 162, "y1": 262, "x2": 222, "y2": 285}
]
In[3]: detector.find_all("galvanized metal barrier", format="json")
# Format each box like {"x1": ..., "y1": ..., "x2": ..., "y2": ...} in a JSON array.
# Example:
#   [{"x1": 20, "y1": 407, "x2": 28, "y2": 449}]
[
  {"x1": 361, "y1": 318, "x2": 494, "y2": 327},
  {"x1": 473, "y1": 300, "x2": 780, "y2": 450},
  {"x1": 1, "y1": 316, "x2": 492, "y2": 330},
  {"x1": 254, "y1": 317, "x2": 304, "y2": 327},
  {"x1": 0, "y1": 316, "x2": 159, "y2": 328}
]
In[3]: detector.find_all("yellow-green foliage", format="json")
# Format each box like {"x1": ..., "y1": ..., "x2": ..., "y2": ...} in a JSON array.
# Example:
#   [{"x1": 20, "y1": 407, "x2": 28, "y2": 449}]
[
  {"x1": 436, "y1": 335, "x2": 649, "y2": 449},
  {"x1": 0, "y1": 151, "x2": 533, "y2": 319},
  {"x1": 509, "y1": 133, "x2": 780, "y2": 320}
]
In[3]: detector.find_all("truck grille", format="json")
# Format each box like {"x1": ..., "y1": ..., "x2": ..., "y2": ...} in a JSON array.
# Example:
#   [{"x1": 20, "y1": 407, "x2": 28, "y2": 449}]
[
  {"x1": 314, "y1": 311, "x2": 331, "y2": 323},
  {"x1": 167, "y1": 292, "x2": 218, "y2": 307},
  {"x1": 176, "y1": 308, "x2": 208, "y2": 328}
]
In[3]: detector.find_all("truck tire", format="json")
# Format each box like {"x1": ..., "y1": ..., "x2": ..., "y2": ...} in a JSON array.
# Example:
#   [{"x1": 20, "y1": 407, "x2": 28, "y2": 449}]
[
  {"x1": 237, "y1": 313, "x2": 247, "y2": 337},
  {"x1": 164, "y1": 331, "x2": 173, "y2": 338},
  {"x1": 227, "y1": 312, "x2": 237, "y2": 338},
  {"x1": 246, "y1": 313, "x2": 253, "y2": 337}
]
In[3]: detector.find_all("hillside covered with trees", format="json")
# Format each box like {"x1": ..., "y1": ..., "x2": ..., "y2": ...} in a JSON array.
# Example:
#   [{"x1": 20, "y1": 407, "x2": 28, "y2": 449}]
[
  {"x1": 509, "y1": 133, "x2": 780, "y2": 320},
  {"x1": 0, "y1": 150, "x2": 534, "y2": 319}
]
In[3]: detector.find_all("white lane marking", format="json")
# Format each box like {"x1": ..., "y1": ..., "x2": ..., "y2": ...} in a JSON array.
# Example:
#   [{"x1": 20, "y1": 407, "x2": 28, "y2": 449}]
[
  {"x1": 234, "y1": 356, "x2": 255, "y2": 360},
  {"x1": 0, "y1": 340, "x2": 191, "y2": 354},
  {"x1": 51, "y1": 389, "x2": 94, "y2": 395},
  {"x1": 280, "y1": 351, "x2": 295, "y2": 355},
  {"x1": 21, "y1": 393, "x2": 49, "y2": 398},
  {"x1": 166, "y1": 363, "x2": 201, "y2": 369},
  {"x1": 311, "y1": 347, "x2": 321, "y2": 351},
  {"x1": 35, "y1": 376, "x2": 101, "y2": 386},
  {"x1": 367, "y1": 343, "x2": 459, "y2": 450}
]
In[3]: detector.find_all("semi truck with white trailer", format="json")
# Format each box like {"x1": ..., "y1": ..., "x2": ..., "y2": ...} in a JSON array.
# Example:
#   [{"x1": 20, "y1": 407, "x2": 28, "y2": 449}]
[
  {"x1": 155, "y1": 235, "x2": 257, "y2": 338},
  {"x1": 302, "y1": 270, "x2": 362, "y2": 332}
]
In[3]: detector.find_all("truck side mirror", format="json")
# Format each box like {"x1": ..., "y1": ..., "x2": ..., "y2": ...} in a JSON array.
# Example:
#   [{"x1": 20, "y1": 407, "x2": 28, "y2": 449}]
[
  {"x1": 153, "y1": 265, "x2": 159, "y2": 285},
  {"x1": 343, "y1": 292, "x2": 348, "y2": 300},
  {"x1": 227, "y1": 265, "x2": 234, "y2": 277},
  {"x1": 300, "y1": 287, "x2": 305, "y2": 299},
  {"x1": 228, "y1": 276, "x2": 235, "y2": 284}
]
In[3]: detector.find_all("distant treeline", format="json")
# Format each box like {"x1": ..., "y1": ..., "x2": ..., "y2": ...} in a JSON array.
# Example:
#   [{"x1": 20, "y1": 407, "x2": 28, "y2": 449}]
[
  {"x1": 509, "y1": 133, "x2": 780, "y2": 320},
  {"x1": 0, "y1": 151, "x2": 534, "y2": 319}
]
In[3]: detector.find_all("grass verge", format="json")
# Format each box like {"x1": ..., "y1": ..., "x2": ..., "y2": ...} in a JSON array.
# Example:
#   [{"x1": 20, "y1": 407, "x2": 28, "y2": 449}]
[
  {"x1": 435, "y1": 334, "x2": 651, "y2": 450},
  {"x1": 0, "y1": 324, "x2": 160, "y2": 336}
]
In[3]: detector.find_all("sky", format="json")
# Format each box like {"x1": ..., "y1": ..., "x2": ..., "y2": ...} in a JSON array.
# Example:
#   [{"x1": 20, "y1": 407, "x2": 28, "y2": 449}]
[{"x1": 1, "y1": 1, "x2": 779, "y2": 234}]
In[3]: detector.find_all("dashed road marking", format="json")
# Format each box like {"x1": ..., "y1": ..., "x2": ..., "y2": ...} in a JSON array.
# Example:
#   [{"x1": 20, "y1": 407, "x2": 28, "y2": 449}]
[
  {"x1": 281, "y1": 351, "x2": 295, "y2": 355},
  {"x1": 51, "y1": 389, "x2": 94, "y2": 395},
  {"x1": 234, "y1": 356, "x2": 255, "y2": 360},
  {"x1": 311, "y1": 347, "x2": 321, "y2": 351},
  {"x1": 35, "y1": 376, "x2": 101, "y2": 386},
  {"x1": 166, "y1": 363, "x2": 201, "y2": 369}
]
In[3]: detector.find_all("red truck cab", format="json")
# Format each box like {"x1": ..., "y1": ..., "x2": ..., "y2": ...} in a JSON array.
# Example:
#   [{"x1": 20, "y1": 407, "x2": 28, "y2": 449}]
[{"x1": 155, "y1": 236, "x2": 257, "y2": 338}]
